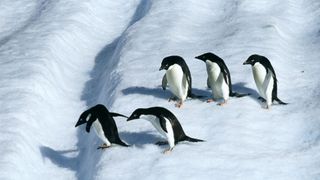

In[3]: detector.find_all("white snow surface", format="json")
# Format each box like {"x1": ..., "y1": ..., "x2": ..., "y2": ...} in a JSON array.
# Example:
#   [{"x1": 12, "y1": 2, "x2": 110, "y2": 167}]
[{"x1": 1, "y1": 0, "x2": 320, "y2": 179}]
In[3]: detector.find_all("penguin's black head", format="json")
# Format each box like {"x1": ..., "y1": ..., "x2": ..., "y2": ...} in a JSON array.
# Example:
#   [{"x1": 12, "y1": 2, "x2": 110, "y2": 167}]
[
  {"x1": 195, "y1": 52, "x2": 222, "y2": 63},
  {"x1": 195, "y1": 52, "x2": 211, "y2": 61},
  {"x1": 159, "y1": 55, "x2": 184, "y2": 70},
  {"x1": 243, "y1": 54, "x2": 263, "y2": 65},
  {"x1": 127, "y1": 108, "x2": 145, "y2": 121}
]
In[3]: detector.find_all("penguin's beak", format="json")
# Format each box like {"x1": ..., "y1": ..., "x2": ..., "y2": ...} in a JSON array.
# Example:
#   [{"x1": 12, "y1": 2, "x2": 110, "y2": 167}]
[
  {"x1": 159, "y1": 66, "x2": 164, "y2": 71},
  {"x1": 243, "y1": 60, "x2": 249, "y2": 65},
  {"x1": 127, "y1": 115, "x2": 138, "y2": 121},
  {"x1": 195, "y1": 56, "x2": 204, "y2": 61},
  {"x1": 75, "y1": 119, "x2": 86, "y2": 127},
  {"x1": 127, "y1": 117, "x2": 134, "y2": 121}
]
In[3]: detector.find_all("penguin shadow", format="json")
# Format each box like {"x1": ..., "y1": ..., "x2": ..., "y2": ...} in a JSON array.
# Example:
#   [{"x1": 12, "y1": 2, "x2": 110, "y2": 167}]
[
  {"x1": 191, "y1": 88, "x2": 212, "y2": 99},
  {"x1": 232, "y1": 82, "x2": 262, "y2": 105},
  {"x1": 40, "y1": 146, "x2": 79, "y2": 171},
  {"x1": 122, "y1": 86, "x2": 170, "y2": 100},
  {"x1": 40, "y1": 132, "x2": 105, "y2": 180},
  {"x1": 121, "y1": 86, "x2": 210, "y2": 101},
  {"x1": 120, "y1": 131, "x2": 162, "y2": 148}
]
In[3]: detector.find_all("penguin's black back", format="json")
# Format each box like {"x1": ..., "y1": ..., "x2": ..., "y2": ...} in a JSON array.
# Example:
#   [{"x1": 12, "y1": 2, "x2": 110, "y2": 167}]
[{"x1": 84, "y1": 104, "x2": 128, "y2": 146}]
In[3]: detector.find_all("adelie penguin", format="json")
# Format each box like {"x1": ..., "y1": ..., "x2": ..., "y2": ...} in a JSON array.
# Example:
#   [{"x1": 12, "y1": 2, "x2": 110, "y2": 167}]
[
  {"x1": 127, "y1": 107, "x2": 204, "y2": 154},
  {"x1": 75, "y1": 104, "x2": 129, "y2": 149},
  {"x1": 243, "y1": 54, "x2": 288, "y2": 109},
  {"x1": 195, "y1": 52, "x2": 249, "y2": 106},
  {"x1": 160, "y1": 55, "x2": 198, "y2": 108}
]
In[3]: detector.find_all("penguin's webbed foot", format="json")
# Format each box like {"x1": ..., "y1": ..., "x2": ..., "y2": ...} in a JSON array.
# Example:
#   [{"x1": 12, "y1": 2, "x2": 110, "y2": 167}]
[
  {"x1": 264, "y1": 104, "x2": 271, "y2": 110},
  {"x1": 97, "y1": 143, "x2": 111, "y2": 150},
  {"x1": 217, "y1": 100, "x2": 227, "y2": 106},
  {"x1": 175, "y1": 101, "x2": 183, "y2": 108},
  {"x1": 206, "y1": 99, "x2": 215, "y2": 103},
  {"x1": 155, "y1": 141, "x2": 168, "y2": 146},
  {"x1": 163, "y1": 148, "x2": 173, "y2": 154}
]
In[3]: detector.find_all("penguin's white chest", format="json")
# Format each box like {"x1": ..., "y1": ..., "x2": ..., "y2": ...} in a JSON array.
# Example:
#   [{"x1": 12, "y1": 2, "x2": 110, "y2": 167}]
[
  {"x1": 252, "y1": 63, "x2": 274, "y2": 101},
  {"x1": 206, "y1": 61, "x2": 229, "y2": 99},
  {"x1": 93, "y1": 120, "x2": 111, "y2": 146},
  {"x1": 166, "y1": 64, "x2": 188, "y2": 100},
  {"x1": 141, "y1": 115, "x2": 175, "y2": 148}
]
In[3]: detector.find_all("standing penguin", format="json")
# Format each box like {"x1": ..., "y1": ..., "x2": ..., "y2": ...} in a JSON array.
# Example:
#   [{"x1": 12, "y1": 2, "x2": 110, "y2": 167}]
[
  {"x1": 75, "y1": 104, "x2": 129, "y2": 149},
  {"x1": 195, "y1": 52, "x2": 248, "y2": 106},
  {"x1": 160, "y1": 55, "x2": 195, "y2": 108},
  {"x1": 127, "y1": 107, "x2": 204, "y2": 154},
  {"x1": 243, "y1": 54, "x2": 287, "y2": 109}
]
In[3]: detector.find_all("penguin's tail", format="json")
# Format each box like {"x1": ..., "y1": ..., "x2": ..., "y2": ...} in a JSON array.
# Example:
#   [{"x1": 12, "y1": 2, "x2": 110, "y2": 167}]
[
  {"x1": 187, "y1": 92, "x2": 206, "y2": 99},
  {"x1": 230, "y1": 92, "x2": 250, "y2": 98},
  {"x1": 274, "y1": 97, "x2": 288, "y2": 105},
  {"x1": 116, "y1": 140, "x2": 130, "y2": 147},
  {"x1": 184, "y1": 136, "x2": 205, "y2": 143}
]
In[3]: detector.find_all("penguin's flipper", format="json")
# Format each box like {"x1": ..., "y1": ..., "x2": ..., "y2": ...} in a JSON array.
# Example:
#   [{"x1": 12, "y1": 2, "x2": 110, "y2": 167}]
[
  {"x1": 207, "y1": 77, "x2": 211, "y2": 89},
  {"x1": 110, "y1": 112, "x2": 128, "y2": 118},
  {"x1": 159, "y1": 116, "x2": 168, "y2": 133},
  {"x1": 230, "y1": 92, "x2": 250, "y2": 98},
  {"x1": 182, "y1": 63, "x2": 192, "y2": 94},
  {"x1": 85, "y1": 114, "x2": 97, "y2": 133},
  {"x1": 162, "y1": 74, "x2": 167, "y2": 90},
  {"x1": 274, "y1": 97, "x2": 288, "y2": 105}
]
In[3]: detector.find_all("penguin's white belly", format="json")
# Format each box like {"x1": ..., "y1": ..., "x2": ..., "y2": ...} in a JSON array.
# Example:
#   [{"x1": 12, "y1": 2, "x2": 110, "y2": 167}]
[
  {"x1": 206, "y1": 61, "x2": 229, "y2": 100},
  {"x1": 93, "y1": 120, "x2": 111, "y2": 146},
  {"x1": 166, "y1": 64, "x2": 188, "y2": 100},
  {"x1": 142, "y1": 115, "x2": 166, "y2": 136},
  {"x1": 142, "y1": 115, "x2": 175, "y2": 148},
  {"x1": 252, "y1": 64, "x2": 274, "y2": 103}
]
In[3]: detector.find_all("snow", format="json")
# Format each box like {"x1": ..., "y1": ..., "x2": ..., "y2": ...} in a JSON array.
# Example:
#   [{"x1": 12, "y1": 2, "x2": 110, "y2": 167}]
[{"x1": 0, "y1": 0, "x2": 320, "y2": 179}]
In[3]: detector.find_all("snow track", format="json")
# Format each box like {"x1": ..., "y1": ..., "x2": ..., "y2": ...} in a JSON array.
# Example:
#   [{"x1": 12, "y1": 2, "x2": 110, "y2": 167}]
[{"x1": 0, "y1": 0, "x2": 320, "y2": 179}]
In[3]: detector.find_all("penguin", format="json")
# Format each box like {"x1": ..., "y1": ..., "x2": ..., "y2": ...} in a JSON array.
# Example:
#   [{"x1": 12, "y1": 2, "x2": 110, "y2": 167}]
[
  {"x1": 75, "y1": 104, "x2": 129, "y2": 149},
  {"x1": 243, "y1": 54, "x2": 288, "y2": 109},
  {"x1": 127, "y1": 106, "x2": 204, "y2": 154},
  {"x1": 159, "y1": 55, "x2": 195, "y2": 108},
  {"x1": 195, "y1": 52, "x2": 249, "y2": 106}
]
